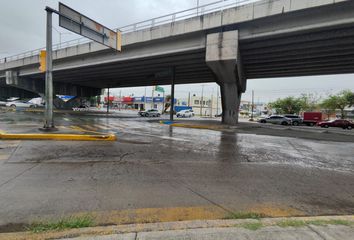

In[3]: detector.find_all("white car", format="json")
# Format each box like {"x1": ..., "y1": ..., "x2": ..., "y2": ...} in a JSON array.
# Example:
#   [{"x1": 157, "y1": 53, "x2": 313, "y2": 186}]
[
  {"x1": 6, "y1": 100, "x2": 35, "y2": 108},
  {"x1": 176, "y1": 110, "x2": 194, "y2": 118}
]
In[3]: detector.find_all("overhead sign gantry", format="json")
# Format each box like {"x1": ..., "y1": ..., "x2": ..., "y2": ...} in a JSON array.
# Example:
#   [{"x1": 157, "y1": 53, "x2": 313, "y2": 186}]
[{"x1": 42, "y1": 2, "x2": 121, "y2": 130}]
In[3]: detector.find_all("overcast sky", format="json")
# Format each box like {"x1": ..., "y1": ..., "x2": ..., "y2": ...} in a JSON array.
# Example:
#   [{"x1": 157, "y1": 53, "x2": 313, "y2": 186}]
[{"x1": 1, "y1": 0, "x2": 353, "y2": 102}]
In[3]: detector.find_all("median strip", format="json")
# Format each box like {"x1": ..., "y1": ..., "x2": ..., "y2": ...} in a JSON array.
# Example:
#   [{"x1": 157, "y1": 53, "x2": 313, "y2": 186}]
[{"x1": 0, "y1": 133, "x2": 117, "y2": 141}]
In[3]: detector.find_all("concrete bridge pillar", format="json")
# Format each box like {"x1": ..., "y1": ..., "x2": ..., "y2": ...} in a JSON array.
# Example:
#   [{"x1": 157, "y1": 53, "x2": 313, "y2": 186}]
[{"x1": 206, "y1": 30, "x2": 246, "y2": 125}]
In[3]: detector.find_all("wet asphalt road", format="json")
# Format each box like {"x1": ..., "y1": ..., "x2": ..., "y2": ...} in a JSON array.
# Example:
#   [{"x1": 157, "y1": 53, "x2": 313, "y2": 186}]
[{"x1": 0, "y1": 111, "x2": 354, "y2": 229}]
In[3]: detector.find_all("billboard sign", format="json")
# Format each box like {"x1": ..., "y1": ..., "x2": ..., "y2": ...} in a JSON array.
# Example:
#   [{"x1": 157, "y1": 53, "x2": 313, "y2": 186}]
[
  {"x1": 56, "y1": 95, "x2": 75, "y2": 102},
  {"x1": 58, "y1": 2, "x2": 121, "y2": 51}
]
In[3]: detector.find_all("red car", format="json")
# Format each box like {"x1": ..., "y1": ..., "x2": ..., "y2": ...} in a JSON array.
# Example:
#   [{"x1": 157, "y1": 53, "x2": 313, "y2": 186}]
[{"x1": 318, "y1": 119, "x2": 354, "y2": 130}]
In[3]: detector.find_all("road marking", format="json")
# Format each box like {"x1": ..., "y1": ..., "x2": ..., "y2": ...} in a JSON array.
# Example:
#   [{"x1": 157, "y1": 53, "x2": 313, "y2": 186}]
[
  {"x1": 82, "y1": 125, "x2": 99, "y2": 131},
  {"x1": 93, "y1": 124, "x2": 111, "y2": 130}
]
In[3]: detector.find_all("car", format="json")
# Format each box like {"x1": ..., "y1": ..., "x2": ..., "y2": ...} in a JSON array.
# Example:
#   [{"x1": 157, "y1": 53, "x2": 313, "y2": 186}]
[
  {"x1": 176, "y1": 109, "x2": 194, "y2": 118},
  {"x1": 258, "y1": 115, "x2": 292, "y2": 125},
  {"x1": 5, "y1": 100, "x2": 35, "y2": 109},
  {"x1": 283, "y1": 114, "x2": 303, "y2": 126},
  {"x1": 138, "y1": 109, "x2": 161, "y2": 117},
  {"x1": 318, "y1": 119, "x2": 354, "y2": 130}
]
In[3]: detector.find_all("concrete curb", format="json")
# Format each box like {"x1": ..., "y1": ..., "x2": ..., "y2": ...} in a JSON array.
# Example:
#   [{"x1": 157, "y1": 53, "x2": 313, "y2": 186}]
[
  {"x1": 1, "y1": 215, "x2": 353, "y2": 240},
  {"x1": 0, "y1": 133, "x2": 117, "y2": 141}
]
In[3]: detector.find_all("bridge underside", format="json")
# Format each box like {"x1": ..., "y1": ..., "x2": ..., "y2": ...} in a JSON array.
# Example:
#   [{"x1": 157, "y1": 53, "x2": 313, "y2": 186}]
[
  {"x1": 23, "y1": 49, "x2": 215, "y2": 89},
  {"x1": 241, "y1": 26, "x2": 354, "y2": 79}
]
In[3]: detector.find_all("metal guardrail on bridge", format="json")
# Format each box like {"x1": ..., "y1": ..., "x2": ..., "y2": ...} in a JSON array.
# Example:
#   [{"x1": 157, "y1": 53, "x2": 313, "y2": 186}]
[{"x1": 0, "y1": 0, "x2": 256, "y2": 64}]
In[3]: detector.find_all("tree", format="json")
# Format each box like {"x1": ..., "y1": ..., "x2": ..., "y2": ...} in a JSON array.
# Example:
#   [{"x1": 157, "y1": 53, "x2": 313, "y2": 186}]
[
  {"x1": 320, "y1": 96, "x2": 338, "y2": 120},
  {"x1": 269, "y1": 97, "x2": 302, "y2": 114},
  {"x1": 343, "y1": 90, "x2": 354, "y2": 107},
  {"x1": 298, "y1": 93, "x2": 321, "y2": 112},
  {"x1": 320, "y1": 90, "x2": 354, "y2": 119}
]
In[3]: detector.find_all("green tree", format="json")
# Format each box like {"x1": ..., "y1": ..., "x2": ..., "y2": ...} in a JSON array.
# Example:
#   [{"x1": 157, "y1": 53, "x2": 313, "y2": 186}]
[
  {"x1": 269, "y1": 97, "x2": 302, "y2": 114},
  {"x1": 298, "y1": 93, "x2": 320, "y2": 112},
  {"x1": 320, "y1": 96, "x2": 338, "y2": 120},
  {"x1": 320, "y1": 90, "x2": 353, "y2": 119},
  {"x1": 343, "y1": 90, "x2": 354, "y2": 107}
]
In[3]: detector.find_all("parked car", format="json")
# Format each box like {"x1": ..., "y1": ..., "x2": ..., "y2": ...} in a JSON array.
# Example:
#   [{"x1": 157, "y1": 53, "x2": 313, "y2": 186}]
[
  {"x1": 5, "y1": 100, "x2": 35, "y2": 108},
  {"x1": 283, "y1": 114, "x2": 303, "y2": 126},
  {"x1": 138, "y1": 109, "x2": 161, "y2": 117},
  {"x1": 258, "y1": 115, "x2": 292, "y2": 125},
  {"x1": 176, "y1": 109, "x2": 194, "y2": 118},
  {"x1": 318, "y1": 119, "x2": 354, "y2": 130}
]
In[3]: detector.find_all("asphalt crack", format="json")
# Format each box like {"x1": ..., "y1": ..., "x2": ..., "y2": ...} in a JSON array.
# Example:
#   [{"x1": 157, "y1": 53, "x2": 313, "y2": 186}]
[{"x1": 0, "y1": 163, "x2": 38, "y2": 188}]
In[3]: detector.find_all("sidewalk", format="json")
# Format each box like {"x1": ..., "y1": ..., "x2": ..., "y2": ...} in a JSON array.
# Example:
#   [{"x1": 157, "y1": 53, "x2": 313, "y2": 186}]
[
  {"x1": 2, "y1": 216, "x2": 353, "y2": 240},
  {"x1": 64, "y1": 225, "x2": 353, "y2": 240}
]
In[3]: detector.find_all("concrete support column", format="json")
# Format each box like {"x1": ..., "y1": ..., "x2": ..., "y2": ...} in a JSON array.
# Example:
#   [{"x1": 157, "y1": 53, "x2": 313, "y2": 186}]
[
  {"x1": 206, "y1": 30, "x2": 246, "y2": 125},
  {"x1": 219, "y1": 82, "x2": 241, "y2": 125}
]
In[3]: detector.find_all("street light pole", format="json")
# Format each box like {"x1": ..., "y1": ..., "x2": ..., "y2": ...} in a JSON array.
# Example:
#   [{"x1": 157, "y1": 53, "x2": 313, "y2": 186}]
[
  {"x1": 170, "y1": 67, "x2": 176, "y2": 121},
  {"x1": 251, "y1": 90, "x2": 254, "y2": 121},
  {"x1": 43, "y1": 8, "x2": 54, "y2": 130}
]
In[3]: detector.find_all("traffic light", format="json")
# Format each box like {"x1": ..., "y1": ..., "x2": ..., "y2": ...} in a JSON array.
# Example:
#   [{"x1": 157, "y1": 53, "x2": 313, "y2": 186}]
[{"x1": 39, "y1": 50, "x2": 46, "y2": 72}]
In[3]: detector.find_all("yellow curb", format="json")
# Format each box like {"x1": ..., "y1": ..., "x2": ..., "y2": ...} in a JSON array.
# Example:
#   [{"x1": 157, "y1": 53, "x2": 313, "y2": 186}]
[{"x1": 0, "y1": 133, "x2": 116, "y2": 141}]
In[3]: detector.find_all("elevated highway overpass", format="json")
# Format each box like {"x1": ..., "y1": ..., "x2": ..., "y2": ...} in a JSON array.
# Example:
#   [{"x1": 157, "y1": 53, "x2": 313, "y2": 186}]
[{"x1": 1, "y1": 0, "x2": 353, "y2": 124}]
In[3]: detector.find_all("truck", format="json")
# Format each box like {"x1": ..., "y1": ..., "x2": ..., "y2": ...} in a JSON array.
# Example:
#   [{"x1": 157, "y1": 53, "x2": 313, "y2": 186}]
[{"x1": 302, "y1": 112, "x2": 323, "y2": 126}]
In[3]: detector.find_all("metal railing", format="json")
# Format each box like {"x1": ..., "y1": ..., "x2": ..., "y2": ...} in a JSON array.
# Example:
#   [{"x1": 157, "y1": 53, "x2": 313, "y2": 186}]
[{"x1": 0, "y1": 0, "x2": 257, "y2": 64}]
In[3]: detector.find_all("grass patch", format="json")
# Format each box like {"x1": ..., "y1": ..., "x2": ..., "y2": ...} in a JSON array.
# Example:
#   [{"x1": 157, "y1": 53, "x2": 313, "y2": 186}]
[
  {"x1": 277, "y1": 220, "x2": 307, "y2": 228},
  {"x1": 224, "y1": 212, "x2": 266, "y2": 220},
  {"x1": 239, "y1": 222, "x2": 263, "y2": 231},
  {"x1": 27, "y1": 215, "x2": 94, "y2": 233}
]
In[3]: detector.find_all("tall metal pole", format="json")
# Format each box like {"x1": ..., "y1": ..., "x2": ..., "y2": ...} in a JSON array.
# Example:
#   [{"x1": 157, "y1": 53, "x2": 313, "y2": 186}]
[
  {"x1": 144, "y1": 87, "x2": 147, "y2": 110},
  {"x1": 251, "y1": 90, "x2": 254, "y2": 121},
  {"x1": 107, "y1": 88, "x2": 110, "y2": 113},
  {"x1": 44, "y1": 8, "x2": 54, "y2": 129},
  {"x1": 170, "y1": 67, "x2": 175, "y2": 121},
  {"x1": 197, "y1": 0, "x2": 200, "y2": 16},
  {"x1": 216, "y1": 87, "x2": 219, "y2": 116},
  {"x1": 200, "y1": 84, "x2": 204, "y2": 116},
  {"x1": 188, "y1": 92, "x2": 191, "y2": 107}
]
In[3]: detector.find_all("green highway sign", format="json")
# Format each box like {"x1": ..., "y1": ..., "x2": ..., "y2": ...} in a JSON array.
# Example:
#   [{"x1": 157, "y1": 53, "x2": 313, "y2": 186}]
[{"x1": 155, "y1": 86, "x2": 165, "y2": 93}]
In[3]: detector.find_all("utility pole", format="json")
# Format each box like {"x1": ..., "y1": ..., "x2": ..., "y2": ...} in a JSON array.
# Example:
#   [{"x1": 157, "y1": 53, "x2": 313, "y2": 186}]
[
  {"x1": 200, "y1": 85, "x2": 204, "y2": 116},
  {"x1": 251, "y1": 90, "x2": 254, "y2": 121},
  {"x1": 151, "y1": 87, "x2": 154, "y2": 109},
  {"x1": 216, "y1": 87, "x2": 219, "y2": 116},
  {"x1": 196, "y1": 0, "x2": 200, "y2": 15},
  {"x1": 107, "y1": 88, "x2": 110, "y2": 113},
  {"x1": 119, "y1": 89, "x2": 122, "y2": 111},
  {"x1": 43, "y1": 8, "x2": 54, "y2": 130},
  {"x1": 170, "y1": 67, "x2": 176, "y2": 121},
  {"x1": 188, "y1": 92, "x2": 191, "y2": 107},
  {"x1": 144, "y1": 87, "x2": 147, "y2": 110},
  {"x1": 210, "y1": 94, "x2": 213, "y2": 117}
]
